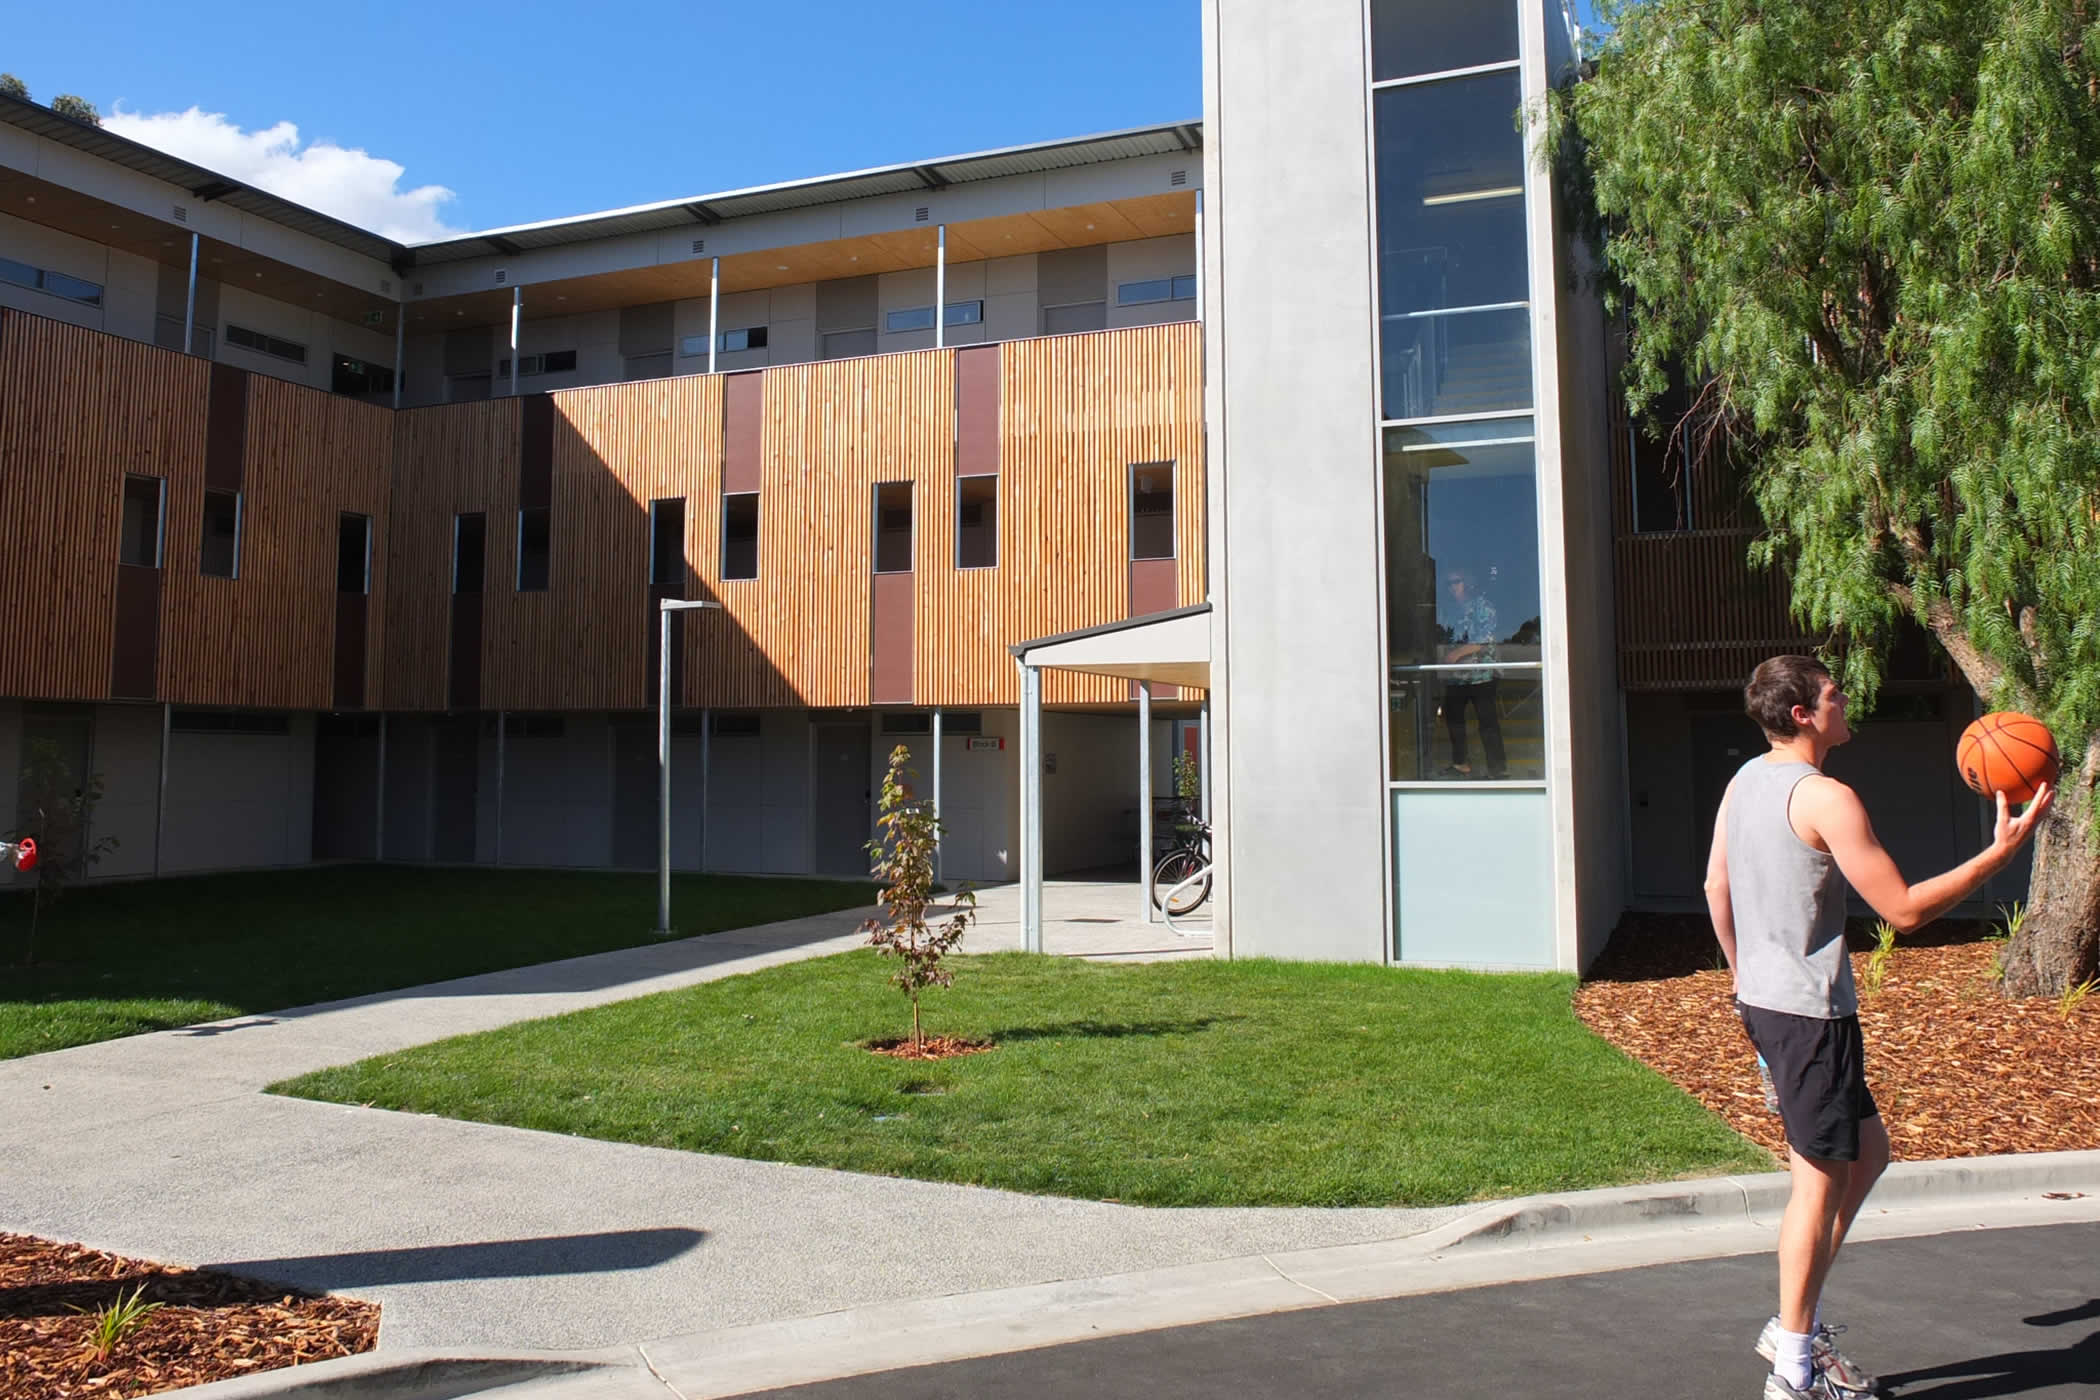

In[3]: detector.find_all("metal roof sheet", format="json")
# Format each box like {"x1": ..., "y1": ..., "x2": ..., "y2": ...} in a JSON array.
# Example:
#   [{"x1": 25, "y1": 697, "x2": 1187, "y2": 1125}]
[{"x1": 0, "y1": 96, "x2": 1202, "y2": 276}]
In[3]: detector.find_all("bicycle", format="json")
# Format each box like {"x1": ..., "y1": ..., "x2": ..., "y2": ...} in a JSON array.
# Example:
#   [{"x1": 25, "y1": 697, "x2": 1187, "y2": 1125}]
[{"x1": 1149, "y1": 816, "x2": 1212, "y2": 917}]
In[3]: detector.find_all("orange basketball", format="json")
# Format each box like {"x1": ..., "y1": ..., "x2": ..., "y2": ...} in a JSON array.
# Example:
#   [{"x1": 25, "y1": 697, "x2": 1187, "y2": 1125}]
[{"x1": 1957, "y1": 711, "x2": 2060, "y2": 804}]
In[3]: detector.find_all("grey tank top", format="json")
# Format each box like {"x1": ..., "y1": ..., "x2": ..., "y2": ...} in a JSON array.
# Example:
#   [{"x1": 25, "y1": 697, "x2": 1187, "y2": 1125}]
[{"x1": 1724, "y1": 756, "x2": 1856, "y2": 1018}]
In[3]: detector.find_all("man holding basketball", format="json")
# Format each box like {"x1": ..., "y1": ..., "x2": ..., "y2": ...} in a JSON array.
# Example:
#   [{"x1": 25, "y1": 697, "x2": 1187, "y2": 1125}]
[{"x1": 1706, "y1": 655, "x2": 2052, "y2": 1399}]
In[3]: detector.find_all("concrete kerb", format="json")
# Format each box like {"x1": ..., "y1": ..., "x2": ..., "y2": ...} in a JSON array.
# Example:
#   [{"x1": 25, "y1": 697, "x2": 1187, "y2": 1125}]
[{"x1": 158, "y1": 1149, "x2": 2100, "y2": 1400}]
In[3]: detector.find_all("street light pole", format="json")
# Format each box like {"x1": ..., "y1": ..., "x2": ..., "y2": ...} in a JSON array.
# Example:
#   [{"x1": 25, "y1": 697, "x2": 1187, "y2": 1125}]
[{"x1": 658, "y1": 597, "x2": 722, "y2": 936}]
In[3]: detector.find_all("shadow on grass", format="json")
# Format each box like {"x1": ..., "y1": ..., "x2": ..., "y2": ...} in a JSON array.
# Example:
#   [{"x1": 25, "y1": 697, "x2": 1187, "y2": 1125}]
[{"x1": 984, "y1": 1016, "x2": 1237, "y2": 1043}]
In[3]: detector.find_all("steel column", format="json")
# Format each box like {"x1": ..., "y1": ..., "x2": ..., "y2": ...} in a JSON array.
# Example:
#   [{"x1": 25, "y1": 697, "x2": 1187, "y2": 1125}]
[{"x1": 1138, "y1": 682, "x2": 1154, "y2": 923}]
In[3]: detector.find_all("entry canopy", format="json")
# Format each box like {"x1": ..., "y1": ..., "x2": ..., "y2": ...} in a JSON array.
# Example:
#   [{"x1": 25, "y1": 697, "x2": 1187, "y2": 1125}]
[{"x1": 1009, "y1": 603, "x2": 1211, "y2": 688}]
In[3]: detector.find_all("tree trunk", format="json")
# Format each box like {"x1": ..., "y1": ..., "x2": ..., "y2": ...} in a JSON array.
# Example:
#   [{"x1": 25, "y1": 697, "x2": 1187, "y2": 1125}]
[{"x1": 2001, "y1": 732, "x2": 2100, "y2": 998}]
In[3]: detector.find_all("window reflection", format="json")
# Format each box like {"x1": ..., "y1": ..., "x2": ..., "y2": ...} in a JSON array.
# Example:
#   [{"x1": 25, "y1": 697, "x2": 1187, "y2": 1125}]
[
  {"x1": 1374, "y1": 72, "x2": 1531, "y2": 421},
  {"x1": 1370, "y1": 0, "x2": 1519, "y2": 83},
  {"x1": 1384, "y1": 419, "x2": 1544, "y2": 783}
]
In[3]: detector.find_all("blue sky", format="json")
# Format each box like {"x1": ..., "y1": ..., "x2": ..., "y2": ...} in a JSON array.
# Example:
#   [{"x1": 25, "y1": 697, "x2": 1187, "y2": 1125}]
[{"x1": 4, "y1": 1, "x2": 1600, "y2": 241}]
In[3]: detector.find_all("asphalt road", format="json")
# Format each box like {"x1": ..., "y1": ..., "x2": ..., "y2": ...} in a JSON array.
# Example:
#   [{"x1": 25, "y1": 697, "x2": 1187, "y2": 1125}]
[{"x1": 745, "y1": 1222, "x2": 2100, "y2": 1399}]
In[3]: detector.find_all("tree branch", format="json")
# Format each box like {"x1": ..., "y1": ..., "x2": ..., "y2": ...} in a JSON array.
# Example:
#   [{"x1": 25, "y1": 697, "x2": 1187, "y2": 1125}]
[{"x1": 1887, "y1": 581, "x2": 2006, "y2": 696}]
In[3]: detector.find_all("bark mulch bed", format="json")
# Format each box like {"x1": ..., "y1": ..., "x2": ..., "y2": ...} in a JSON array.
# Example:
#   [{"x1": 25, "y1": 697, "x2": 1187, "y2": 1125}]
[
  {"x1": 866, "y1": 1034, "x2": 996, "y2": 1061},
  {"x1": 0, "y1": 1233, "x2": 377, "y2": 1400},
  {"x1": 1577, "y1": 912, "x2": 2100, "y2": 1162}
]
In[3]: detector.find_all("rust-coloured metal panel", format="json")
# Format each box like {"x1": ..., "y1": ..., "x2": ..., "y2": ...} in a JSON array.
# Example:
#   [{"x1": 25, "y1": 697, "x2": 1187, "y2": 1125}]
[
  {"x1": 205, "y1": 363, "x2": 248, "y2": 492},
  {"x1": 110, "y1": 564, "x2": 161, "y2": 700},
  {"x1": 723, "y1": 371, "x2": 764, "y2": 494},
  {"x1": 954, "y1": 344, "x2": 1000, "y2": 478},
  {"x1": 448, "y1": 593, "x2": 482, "y2": 710},
  {"x1": 871, "y1": 571, "x2": 914, "y2": 705},
  {"x1": 334, "y1": 592, "x2": 368, "y2": 708},
  {"x1": 1128, "y1": 557, "x2": 1179, "y2": 617},
  {"x1": 519, "y1": 393, "x2": 554, "y2": 510}
]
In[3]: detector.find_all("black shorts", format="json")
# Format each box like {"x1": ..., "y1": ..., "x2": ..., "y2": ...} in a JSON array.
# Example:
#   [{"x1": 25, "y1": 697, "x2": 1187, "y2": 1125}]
[{"x1": 1736, "y1": 1001, "x2": 1880, "y2": 1162}]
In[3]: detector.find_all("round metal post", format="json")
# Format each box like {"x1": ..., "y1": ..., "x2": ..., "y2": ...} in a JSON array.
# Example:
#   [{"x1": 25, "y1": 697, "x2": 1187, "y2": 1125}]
[{"x1": 657, "y1": 603, "x2": 672, "y2": 934}]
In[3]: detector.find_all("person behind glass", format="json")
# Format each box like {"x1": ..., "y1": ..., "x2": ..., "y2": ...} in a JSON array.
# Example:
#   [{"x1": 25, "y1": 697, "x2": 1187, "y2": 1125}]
[{"x1": 1439, "y1": 565, "x2": 1506, "y2": 779}]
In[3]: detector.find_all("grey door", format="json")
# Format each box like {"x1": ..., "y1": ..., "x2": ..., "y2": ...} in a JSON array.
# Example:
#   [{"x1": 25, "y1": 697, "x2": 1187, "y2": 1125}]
[{"x1": 812, "y1": 721, "x2": 872, "y2": 877}]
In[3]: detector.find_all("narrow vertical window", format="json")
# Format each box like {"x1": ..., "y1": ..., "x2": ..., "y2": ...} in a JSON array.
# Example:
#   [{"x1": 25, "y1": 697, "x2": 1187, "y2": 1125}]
[
  {"x1": 956, "y1": 477, "x2": 997, "y2": 569},
  {"x1": 721, "y1": 493, "x2": 759, "y2": 580},
  {"x1": 453, "y1": 513, "x2": 486, "y2": 593},
  {"x1": 337, "y1": 513, "x2": 371, "y2": 593},
  {"x1": 120, "y1": 476, "x2": 164, "y2": 568},
  {"x1": 517, "y1": 508, "x2": 550, "y2": 591},
  {"x1": 649, "y1": 498, "x2": 686, "y2": 586},
  {"x1": 200, "y1": 488, "x2": 241, "y2": 579},
  {"x1": 873, "y1": 482, "x2": 913, "y2": 573},
  {"x1": 1131, "y1": 463, "x2": 1175, "y2": 560}
]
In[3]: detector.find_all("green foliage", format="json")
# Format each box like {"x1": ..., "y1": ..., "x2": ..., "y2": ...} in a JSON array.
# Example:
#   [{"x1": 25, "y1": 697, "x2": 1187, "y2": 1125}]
[
  {"x1": 70, "y1": 1284, "x2": 163, "y2": 1362},
  {"x1": 49, "y1": 93, "x2": 99, "y2": 125},
  {"x1": 1994, "y1": 900, "x2": 2028, "y2": 942},
  {"x1": 1860, "y1": 920, "x2": 1900, "y2": 997},
  {"x1": 0, "y1": 74, "x2": 27, "y2": 102},
  {"x1": 861, "y1": 745, "x2": 977, "y2": 1050},
  {"x1": 1565, "y1": 0, "x2": 2100, "y2": 757},
  {"x1": 2058, "y1": 975, "x2": 2097, "y2": 1020}
]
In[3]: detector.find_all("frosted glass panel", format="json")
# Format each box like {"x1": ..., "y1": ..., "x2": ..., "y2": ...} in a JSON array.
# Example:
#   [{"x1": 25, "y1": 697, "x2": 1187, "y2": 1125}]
[{"x1": 1392, "y1": 787, "x2": 1553, "y2": 967}]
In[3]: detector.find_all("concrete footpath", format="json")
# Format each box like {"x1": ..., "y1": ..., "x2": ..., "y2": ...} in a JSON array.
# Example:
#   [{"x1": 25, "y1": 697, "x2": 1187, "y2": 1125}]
[{"x1": 7, "y1": 899, "x2": 2100, "y2": 1399}]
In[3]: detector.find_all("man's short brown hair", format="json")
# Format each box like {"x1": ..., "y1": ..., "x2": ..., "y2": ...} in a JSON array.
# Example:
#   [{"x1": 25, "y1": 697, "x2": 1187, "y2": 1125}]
[{"x1": 1745, "y1": 655, "x2": 1831, "y2": 737}]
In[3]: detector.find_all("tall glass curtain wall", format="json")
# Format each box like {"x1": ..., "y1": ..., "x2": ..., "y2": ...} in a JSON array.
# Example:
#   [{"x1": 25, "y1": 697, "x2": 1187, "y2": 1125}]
[{"x1": 1373, "y1": 0, "x2": 1554, "y2": 966}]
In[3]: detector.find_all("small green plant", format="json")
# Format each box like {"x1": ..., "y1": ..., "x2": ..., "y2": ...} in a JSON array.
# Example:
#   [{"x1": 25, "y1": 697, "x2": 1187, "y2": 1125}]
[
  {"x1": 1859, "y1": 921, "x2": 1898, "y2": 998},
  {"x1": 1991, "y1": 901, "x2": 2025, "y2": 942},
  {"x1": 862, "y1": 745, "x2": 977, "y2": 1053},
  {"x1": 9, "y1": 738, "x2": 120, "y2": 967},
  {"x1": 70, "y1": 1284, "x2": 164, "y2": 1362},
  {"x1": 1170, "y1": 750, "x2": 1203, "y2": 831},
  {"x1": 2057, "y1": 977, "x2": 2097, "y2": 1023}
]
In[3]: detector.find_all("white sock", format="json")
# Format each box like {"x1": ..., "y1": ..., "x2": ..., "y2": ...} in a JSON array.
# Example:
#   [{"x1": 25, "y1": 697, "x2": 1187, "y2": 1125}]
[{"x1": 1774, "y1": 1327, "x2": 1814, "y2": 1390}]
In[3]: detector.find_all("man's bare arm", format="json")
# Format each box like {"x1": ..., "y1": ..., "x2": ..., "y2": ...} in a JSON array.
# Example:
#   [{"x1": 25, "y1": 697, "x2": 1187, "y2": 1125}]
[
  {"x1": 1704, "y1": 787, "x2": 1737, "y2": 972},
  {"x1": 1801, "y1": 777, "x2": 2053, "y2": 934}
]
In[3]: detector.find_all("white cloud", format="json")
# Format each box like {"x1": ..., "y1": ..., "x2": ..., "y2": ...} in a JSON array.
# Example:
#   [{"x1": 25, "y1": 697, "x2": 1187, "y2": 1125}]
[{"x1": 102, "y1": 107, "x2": 463, "y2": 244}]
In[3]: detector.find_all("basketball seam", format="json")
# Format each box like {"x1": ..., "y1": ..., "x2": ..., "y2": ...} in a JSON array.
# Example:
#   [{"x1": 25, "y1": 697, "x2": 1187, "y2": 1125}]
[{"x1": 1979, "y1": 726, "x2": 2031, "y2": 797}]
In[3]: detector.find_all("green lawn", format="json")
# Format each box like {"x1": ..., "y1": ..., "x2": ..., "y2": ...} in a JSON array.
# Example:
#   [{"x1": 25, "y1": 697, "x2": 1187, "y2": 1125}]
[
  {"x1": 277, "y1": 952, "x2": 1766, "y2": 1208},
  {"x1": 0, "y1": 866, "x2": 873, "y2": 1060}
]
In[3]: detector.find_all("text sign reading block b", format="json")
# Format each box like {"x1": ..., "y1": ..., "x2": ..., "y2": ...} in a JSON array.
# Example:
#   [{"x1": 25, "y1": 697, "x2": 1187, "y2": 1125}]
[{"x1": 966, "y1": 736, "x2": 1004, "y2": 752}]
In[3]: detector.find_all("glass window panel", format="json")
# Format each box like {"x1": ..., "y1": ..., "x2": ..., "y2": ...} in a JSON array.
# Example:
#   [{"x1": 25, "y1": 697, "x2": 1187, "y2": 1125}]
[
  {"x1": 119, "y1": 476, "x2": 161, "y2": 568},
  {"x1": 873, "y1": 482, "x2": 913, "y2": 573},
  {"x1": 886, "y1": 306, "x2": 936, "y2": 333},
  {"x1": 1131, "y1": 463, "x2": 1175, "y2": 560},
  {"x1": 1382, "y1": 419, "x2": 1541, "y2": 667},
  {"x1": 338, "y1": 514, "x2": 371, "y2": 594},
  {"x1": 1371, "y1": 0, "x2": 1519, "y2": 83},
  {"x1": 944, "y1": 300, "x2": 983, "y2": 326},
  {"x1": 41, "y1": 270, "x2": 102, "y2": 306},
  {"x1": 649, "y1": 498, "x2": 685, "y2": 586},
  {"x1": 0, "y1": 257, "x2": 36, "y2": 290},
  {"x1": 1389, "y1": 665, "x2": 1545, "y2": 782},
  {"x1": 1171, "y1": 275, "x2": 1197, "y2": 301},
  {"x1": 1374, "y1": 72, "x2": 1527, "y2": 318},
  {"x1": 1118, "y1": 278, "x2": 1174, "y2": 307},
  {"x1": 721, "y1": 492, "x2": 759, "y2": 580},
  {"x1": 1381, "y1": 305, "x2": 1531, "y2": 422},
  {"x1": 957, "y1": 476, "x2": 997, "y2": 569},
  {"x1": 453, "y1": 514, "x2": 486, "y2": 594}
]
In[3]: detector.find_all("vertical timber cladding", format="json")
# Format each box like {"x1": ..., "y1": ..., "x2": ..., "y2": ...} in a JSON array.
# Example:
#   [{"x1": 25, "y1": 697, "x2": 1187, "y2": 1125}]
[
  {"x1": 721, "y1": 351, "x2": 950, "y2": 709},
  {"x1": 0, "y1": 311, "x2": 205, "y2": 701},
  {"x1": 158, "y1": 373, "x2": 392, "y2": 708},
  {"x1": 977, "y1": 322, "x2": 1206, "y2": 706},
  {"x1": 383, "y1": 401, "x2": 518, "y2": 711},
  {"x1": 687, "y1": 370, "x2": 791, "y2": 708},
  {"x1": 468, "y1": 377, "x2": 721, "y2": 711}
]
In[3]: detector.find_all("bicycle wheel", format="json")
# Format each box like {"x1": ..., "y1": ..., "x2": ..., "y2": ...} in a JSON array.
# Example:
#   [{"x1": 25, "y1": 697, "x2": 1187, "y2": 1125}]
[{"x1": 1151, "y1": 850, "x2": 1209, "y2": 916}]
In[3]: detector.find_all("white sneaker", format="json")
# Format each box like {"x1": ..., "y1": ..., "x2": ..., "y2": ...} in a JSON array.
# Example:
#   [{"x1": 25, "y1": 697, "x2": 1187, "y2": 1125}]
[{"x1": 1755, "y1": 1316, "x2": 1878, "y2": 1394}]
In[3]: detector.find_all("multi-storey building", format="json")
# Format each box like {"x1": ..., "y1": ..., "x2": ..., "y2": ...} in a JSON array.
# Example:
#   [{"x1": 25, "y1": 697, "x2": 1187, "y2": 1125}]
[{"x1": 0, "y1": 0, "x2": 2009, "y2": 969}]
